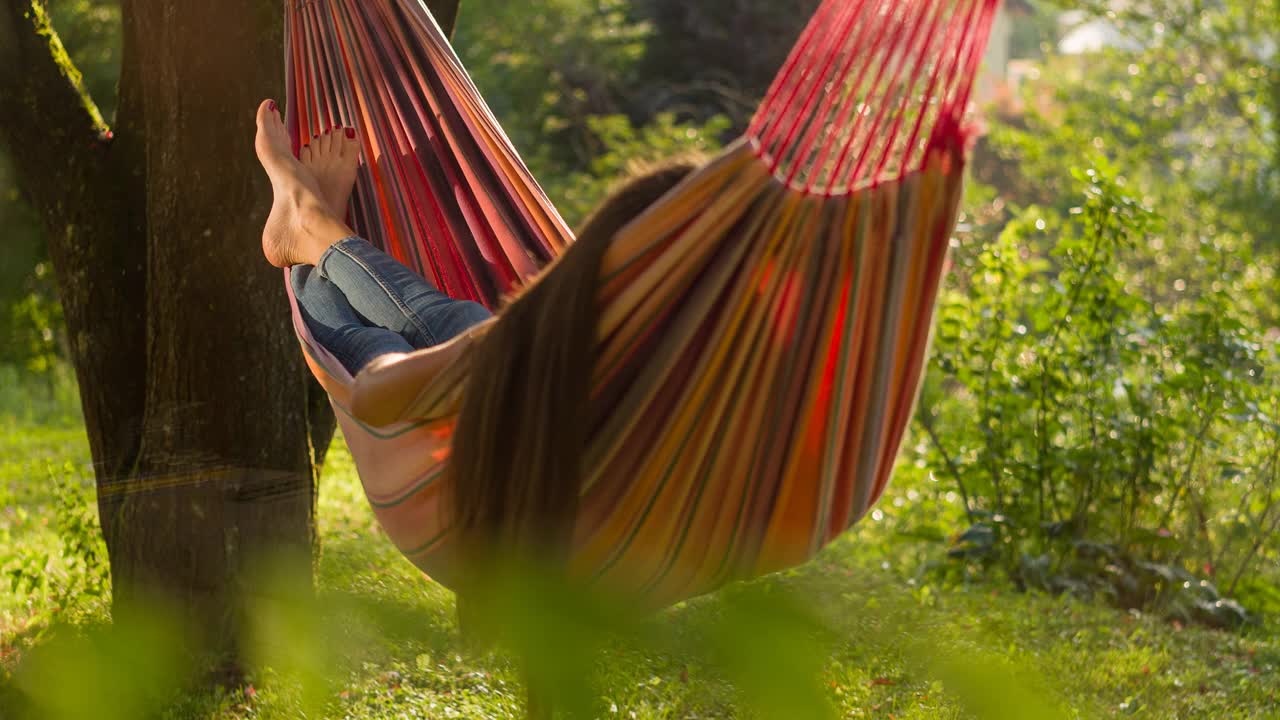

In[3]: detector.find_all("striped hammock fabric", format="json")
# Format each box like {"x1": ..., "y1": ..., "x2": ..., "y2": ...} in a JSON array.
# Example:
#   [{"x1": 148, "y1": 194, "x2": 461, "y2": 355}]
[{"x1": 285, "y1": 0, "x2": 999, "y2": 608}]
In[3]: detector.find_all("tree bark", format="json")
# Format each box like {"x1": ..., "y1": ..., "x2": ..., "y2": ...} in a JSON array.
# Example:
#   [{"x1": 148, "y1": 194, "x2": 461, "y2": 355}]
[{"x1": 110, "y1": 0, "x2": 320, "y2": 664}]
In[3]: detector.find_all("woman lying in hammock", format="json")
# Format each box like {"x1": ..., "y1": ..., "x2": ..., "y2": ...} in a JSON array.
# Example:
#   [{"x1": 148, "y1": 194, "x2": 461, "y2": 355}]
[{"x1": 253, "y1": 99, "x2": 693, "y2": 430}]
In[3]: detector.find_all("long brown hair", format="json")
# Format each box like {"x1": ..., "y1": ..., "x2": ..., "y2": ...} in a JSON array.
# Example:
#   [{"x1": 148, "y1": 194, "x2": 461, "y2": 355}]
[{"x1": 448, "y1": 158, "x2": 702, "y2": 572}]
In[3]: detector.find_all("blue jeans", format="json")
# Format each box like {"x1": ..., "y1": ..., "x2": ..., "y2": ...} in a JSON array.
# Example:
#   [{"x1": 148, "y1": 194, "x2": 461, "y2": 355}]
[{"x1": 292, "y1": 237, "x2": 492, "y2": 374}]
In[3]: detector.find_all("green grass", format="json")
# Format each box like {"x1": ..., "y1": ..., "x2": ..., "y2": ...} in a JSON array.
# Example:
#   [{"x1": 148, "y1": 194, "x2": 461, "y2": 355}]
[
  {"x1": 0, "y1": 419, "x2": 104, "y2": 642},
  {"x1": 1, "y1": 417, "x2": 1277, "y2": 719}
]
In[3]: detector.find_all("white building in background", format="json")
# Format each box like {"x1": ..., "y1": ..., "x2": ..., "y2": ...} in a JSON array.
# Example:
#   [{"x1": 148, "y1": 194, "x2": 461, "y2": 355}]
[
  {"x1": 973, "y1": 1, "x2": 1151, "y2": 116},
  {"x1": 1056, "y1": 9, "x2": 1144, "y2": 55}
]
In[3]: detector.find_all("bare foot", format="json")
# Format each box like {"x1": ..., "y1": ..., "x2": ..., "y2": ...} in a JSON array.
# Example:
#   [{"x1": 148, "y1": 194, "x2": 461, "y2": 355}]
[
  {"x1": 255, "y1": 100, "x2": 354, "y2": 268},
  {"x1": 300, "y1": 127, "x2": 362, "y2": 217}
]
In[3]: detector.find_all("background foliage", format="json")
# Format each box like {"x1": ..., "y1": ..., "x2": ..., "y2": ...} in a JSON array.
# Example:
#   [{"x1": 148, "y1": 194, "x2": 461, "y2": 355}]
[
  {"x1": 3, "y1": 0, "x2": 1278, "y2": 614},
  {"x1": 1, "y1": 0, "x2": 1278, "y2": 715},
  {"x1": 907, "y1": 0, "x2": 1280, "y2": 623}
]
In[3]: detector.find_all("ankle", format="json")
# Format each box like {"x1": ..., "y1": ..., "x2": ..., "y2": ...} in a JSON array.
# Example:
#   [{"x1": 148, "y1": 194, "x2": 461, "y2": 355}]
[{"x1": 298, "y1": 208, "x2": 354, "y2": 266}]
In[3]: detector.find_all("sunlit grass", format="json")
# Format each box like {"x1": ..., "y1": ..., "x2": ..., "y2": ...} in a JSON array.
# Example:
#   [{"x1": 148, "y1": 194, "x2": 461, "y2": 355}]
[
  {"x1": 1, "y1": 416, "x2": 1276, "y2": 718},
  {"x1": 0, "y1": 420, "x2": 99, "y2": 650}
]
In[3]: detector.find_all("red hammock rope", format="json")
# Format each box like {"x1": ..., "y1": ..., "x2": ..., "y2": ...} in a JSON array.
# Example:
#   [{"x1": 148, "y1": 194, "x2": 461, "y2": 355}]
[
  {"x1": 285, "y1": 0, "x2": 571, "y2": 308},
  {"x1": 750, "y1": 0, "x2": 998, "y2": 194}
]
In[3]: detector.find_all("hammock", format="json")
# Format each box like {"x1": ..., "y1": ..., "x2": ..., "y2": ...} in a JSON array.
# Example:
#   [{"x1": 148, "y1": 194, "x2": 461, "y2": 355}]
[{"x1": 284, "y1": 0, "x2": 999, "y2": 608}]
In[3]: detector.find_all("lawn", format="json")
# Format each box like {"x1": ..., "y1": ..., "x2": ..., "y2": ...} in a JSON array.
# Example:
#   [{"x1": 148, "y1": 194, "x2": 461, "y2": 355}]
[{"x1": 1, "y1": 419, "x2": 1277, "y2": 719}]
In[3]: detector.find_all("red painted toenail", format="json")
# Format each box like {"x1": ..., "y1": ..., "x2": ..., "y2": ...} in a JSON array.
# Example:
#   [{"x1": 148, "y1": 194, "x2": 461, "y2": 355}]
[
  {"x1": 268, "y1": 100, "x2": 277, "y2": 112},
  {"x1": 345, "y1": 128, "x2": 356, "y2": 139}
]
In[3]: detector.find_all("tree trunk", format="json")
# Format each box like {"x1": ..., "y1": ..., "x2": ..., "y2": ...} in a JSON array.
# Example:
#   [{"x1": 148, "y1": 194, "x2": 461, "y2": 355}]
[
  {"x1": 0, "y1": 0, "x2": 318, "y2": 670},
  {"x1": 102, "y1": 0, "x2": 318, "y2": 666},
  {"x1": 0, "y1": 0, "x2": 461, "y2": 673}
]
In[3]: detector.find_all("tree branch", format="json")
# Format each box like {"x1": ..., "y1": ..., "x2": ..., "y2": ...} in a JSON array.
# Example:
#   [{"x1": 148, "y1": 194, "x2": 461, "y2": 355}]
[
  {"x1": 0, "y1": 0, "x2": 149, "y2": 483},
  {"x1": 0, "y1": 0, "x2": 112, "y2": 219},
  {"x1": 916, "y1": 411, "x2": 977, "y2": 524}
]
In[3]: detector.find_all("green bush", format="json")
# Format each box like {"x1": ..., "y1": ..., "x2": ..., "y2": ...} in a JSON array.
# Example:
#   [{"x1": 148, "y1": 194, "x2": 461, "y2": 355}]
[
  {"x1": 917, "y1": 165, "x2": 1278, "y2": 624},
  {"x1": 1, "y1": 460, "x2": 108, "y2": 634},
  {"x1": 901, "y1": 0, "x2": 1280, "y2": 623}
]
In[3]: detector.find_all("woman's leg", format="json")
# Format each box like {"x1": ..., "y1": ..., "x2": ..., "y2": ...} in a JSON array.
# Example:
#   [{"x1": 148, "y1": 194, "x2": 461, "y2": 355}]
[
  {"x1": 254, "y1": 98, "x2": 490, "y2": 351},
  {"x1": 316, "y1": 237, "x2": 493, "y2": 349},
  {"x1": 292, "y1": 265, "x2": 415, "y2": 375}
]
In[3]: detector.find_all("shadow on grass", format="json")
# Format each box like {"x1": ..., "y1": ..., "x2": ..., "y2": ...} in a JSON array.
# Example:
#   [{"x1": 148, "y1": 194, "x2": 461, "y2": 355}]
[{"x1": 0, "y1": 535, "x2": 1081, "y2": 720}]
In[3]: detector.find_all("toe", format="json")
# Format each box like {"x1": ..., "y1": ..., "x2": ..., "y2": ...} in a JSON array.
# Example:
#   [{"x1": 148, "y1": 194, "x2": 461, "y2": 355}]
[
  {"x1": 300, "y1": 144, "x2": 314, "y2": 165},
  {"x1": 340, "y1": 128, "x2": 359, "y2": 156},
  {"x1": 259, "y1": 100, "x2": 288, "y2": 140},
  {"x1": 255, "y1": 99, "x2": 277, "y2": 128},
  {"x1": 254, "y1": 99, "x2": 296, "y2": 165}
]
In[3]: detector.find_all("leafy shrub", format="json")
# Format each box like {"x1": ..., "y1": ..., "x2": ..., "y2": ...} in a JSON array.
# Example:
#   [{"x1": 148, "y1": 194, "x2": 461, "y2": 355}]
[
  {"x1": 917, "y1": 165, "x2": 1279, "y2": 624},
  {"x1": 48, "y1": 463, "x2": 110, "y2": 604},
  {"x1": 1, "y1": 462, "x2": 109, "y2": 631}
]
